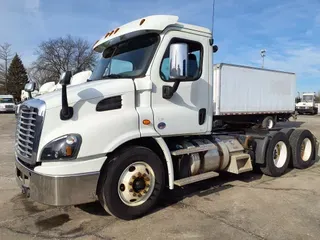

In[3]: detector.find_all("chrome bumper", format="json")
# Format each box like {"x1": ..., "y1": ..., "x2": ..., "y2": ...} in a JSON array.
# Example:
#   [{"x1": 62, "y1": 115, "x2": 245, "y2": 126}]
[{"x1": 15, "y1": 158, "x2": 100, "y2": 206}]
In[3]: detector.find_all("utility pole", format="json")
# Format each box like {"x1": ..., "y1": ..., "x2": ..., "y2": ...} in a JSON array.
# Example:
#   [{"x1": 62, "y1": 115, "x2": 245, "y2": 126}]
[{"x1": 260, "y1": 49, "x2": 266, "y2": 68}]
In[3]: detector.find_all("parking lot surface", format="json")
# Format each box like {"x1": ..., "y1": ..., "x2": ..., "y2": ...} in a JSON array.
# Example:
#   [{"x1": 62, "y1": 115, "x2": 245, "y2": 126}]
[{"x1": 1, "y1": 114, "x2": 320, "y2": 240}]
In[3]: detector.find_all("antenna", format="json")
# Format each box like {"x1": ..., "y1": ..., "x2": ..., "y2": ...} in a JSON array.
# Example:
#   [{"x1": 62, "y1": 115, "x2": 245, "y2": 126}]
[{"x1": 211, "y1": 0, "x2": 216, "y2": 38}]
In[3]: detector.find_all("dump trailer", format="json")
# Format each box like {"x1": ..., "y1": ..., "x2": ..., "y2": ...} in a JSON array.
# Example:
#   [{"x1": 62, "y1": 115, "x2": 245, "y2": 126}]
[
  {"x1": 15, "y1": 15, "x2": 317, "y2": 220},
  {"x1": 213, "y1": 63, "x2": 296, "y2": 129}
]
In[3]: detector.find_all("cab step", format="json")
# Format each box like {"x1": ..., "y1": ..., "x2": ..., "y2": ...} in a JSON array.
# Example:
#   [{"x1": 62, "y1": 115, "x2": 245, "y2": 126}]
[{"x1": 174, "y1": 171, "x2": 219, "y2": 187}]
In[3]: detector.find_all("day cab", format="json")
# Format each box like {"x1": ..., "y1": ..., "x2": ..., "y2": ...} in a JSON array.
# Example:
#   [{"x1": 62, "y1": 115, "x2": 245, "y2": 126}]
[{"x1": 14, "y1": 15, "x2": 317, "y2": 220}]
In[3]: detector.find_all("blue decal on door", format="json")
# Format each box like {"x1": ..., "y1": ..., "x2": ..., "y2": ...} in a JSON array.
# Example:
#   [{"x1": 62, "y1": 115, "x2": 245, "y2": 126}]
[{"x1": 158, "y1": 122, "x2": 166, "y2": 129}]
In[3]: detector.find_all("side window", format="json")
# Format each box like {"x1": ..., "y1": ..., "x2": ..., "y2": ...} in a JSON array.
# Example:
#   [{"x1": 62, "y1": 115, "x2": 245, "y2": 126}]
[{"x1": 160, "y1": 39, "x2": 202, "y2": 81}]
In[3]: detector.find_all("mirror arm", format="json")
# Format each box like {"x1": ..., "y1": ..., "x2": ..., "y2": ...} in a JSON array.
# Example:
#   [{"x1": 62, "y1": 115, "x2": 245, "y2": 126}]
[
  {"x1": 60, "y1": 84, "x2": 73, "y2": 120},
  {"x1": 172, "y1": 80, "x2": 181, "y2": 93}
]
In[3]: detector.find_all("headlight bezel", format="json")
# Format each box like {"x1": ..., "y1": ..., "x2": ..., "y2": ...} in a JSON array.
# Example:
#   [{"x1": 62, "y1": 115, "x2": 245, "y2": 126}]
[{"x1": 40, "y1": 134, "x2": 82, "y2": 161}]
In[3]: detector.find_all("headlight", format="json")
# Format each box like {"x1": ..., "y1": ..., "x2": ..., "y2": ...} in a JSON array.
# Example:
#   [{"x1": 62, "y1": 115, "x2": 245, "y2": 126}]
[{"x1": 40, "y1": 134, "x2": 82, "y2": 160}]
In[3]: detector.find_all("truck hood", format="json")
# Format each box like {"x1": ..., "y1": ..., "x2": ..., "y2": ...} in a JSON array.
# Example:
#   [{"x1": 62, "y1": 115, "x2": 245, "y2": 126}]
[
  {"x1": 296, "y1": 102, "x2": 314, "y2": 107},
  {"x1": 35, "y1": 79, "x2": 135, "y2": 110}
]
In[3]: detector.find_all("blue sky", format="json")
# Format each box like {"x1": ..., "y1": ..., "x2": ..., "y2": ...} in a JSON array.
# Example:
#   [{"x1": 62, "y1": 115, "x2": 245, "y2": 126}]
[{"x1": 1, "y1": 0, "x2": 320, "y2": 92}]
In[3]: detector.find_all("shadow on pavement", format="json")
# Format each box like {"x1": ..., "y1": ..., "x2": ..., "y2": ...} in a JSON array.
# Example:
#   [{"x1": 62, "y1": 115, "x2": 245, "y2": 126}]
[
  {"x1": 276, "y1": 121, "x2": 305, "y2": 128},
  {"x1": 76, "y1": 168, "x2": 297, "y2": 218},
  {"x1": 76, "y1": 201, "x2": 109, "y2": 216}
]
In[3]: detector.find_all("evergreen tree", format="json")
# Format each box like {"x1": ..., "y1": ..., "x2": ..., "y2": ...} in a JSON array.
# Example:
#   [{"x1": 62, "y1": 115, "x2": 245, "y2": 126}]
[{"x1": 7, "y1": 54, "x2": 28, "y2": 101}]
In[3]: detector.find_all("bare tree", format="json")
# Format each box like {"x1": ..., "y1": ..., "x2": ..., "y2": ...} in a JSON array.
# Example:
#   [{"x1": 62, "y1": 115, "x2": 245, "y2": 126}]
[
  {"x1": 315, "y1": 90, "x2": 320, "y2": 103},
  {"x1": 32, "y1": 35, "x2": 97, "y2": 84},
  {"x1": 0, "y1": 43, "x2": 14, "y2": 92},
  {"x1": 27, "y1": 67, "x2": 56, "y2": 88}
]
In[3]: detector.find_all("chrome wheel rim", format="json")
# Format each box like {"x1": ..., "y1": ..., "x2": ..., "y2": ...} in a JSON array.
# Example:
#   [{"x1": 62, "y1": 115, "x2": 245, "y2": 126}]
[{"x1": 118, "y1": 161, "x2": 155, "y2": 207}]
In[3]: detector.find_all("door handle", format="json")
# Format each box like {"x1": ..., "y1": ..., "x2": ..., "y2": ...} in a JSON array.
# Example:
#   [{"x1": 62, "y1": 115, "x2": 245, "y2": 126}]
[{"x1": 199, "y1": 108, "x2": 206, "y2": 125}]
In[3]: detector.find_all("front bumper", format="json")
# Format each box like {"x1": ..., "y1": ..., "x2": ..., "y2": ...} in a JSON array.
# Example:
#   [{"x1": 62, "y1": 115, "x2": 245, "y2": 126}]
[
  {"x1": 15, "y1": 158, "x2": 100, "y2": 206},
  {"x1": 296, "y1": 108, "x2": 314, "y2": 113},
  {"x1": 0, "y1": 108, "x2": 15, "y2": 112}
]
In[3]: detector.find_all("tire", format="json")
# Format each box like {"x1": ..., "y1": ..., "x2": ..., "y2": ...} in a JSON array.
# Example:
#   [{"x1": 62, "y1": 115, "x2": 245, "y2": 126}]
[
  {"x1": 289, "y1": 129, "x2": 315, "y2": 169},
  {"x1": 314, "y1": 108, "x2": 318, "y2": 115},
  {"x1": 98, "y1": 146, "x2": 165, "y2": 220},
  {"x1": 262, "y1": 116, "x2": 275, "y2": 129},
  {"x1": 260, "y1": 132, "x2": 291, "y2": 177},
  {"x1": 280, "y1": 128, "x2": 295, "y2": 139}
]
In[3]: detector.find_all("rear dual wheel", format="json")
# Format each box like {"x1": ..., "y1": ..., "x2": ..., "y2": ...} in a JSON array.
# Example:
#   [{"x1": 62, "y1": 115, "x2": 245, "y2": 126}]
[
  {"x1": 289, "y1": 129, "x2": 315, "y2": 169},
  {"x1": 260, "y1": 129, "x2": 316, "y2": 176},
  {"x1": 260, "y1": 132, "x2": 291, "y2": 177}
]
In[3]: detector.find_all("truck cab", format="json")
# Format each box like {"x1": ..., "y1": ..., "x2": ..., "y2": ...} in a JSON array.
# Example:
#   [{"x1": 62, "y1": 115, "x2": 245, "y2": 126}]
[
  {"x1": 296, "y1": 92, "x2": 318, "y2": 114},
  {"x1": 0, "y1": 94, "x2": 16, "y2": 113},
  {"x1": 14, "y1": 15, "x2": 317, "y2": 220}
]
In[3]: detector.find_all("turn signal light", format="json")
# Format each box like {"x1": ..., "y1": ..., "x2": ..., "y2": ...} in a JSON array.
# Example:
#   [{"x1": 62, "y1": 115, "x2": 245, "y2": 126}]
[
  {"x1": 143, "y1": 119, "x2": 151, "y2": 125},
  {"x1": 66, "y1": 146, "x2": 72, "y2": 156}
]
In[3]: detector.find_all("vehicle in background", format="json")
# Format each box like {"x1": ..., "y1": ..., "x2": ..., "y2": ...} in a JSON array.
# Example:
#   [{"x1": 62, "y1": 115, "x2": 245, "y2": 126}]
[
  {"x1": 212, "y1": 63, "x2": 296, "y2": 129},
  {"x1": 0, "y1": 95, "x2": 16, "y2": 113},
  {"x1": 14, "y1": 15, "x2": 318, "y2": 220},
  {"x1": 295, "y1": 92, "x2": 318, "y2": 115},
  {"x1": 20, "y1": 70, "x2": 92, "y2": 102}
]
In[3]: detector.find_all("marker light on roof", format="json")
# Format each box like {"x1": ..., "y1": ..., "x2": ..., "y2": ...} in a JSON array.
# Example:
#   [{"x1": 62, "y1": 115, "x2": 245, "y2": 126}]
[{"x1": 139, "y1": 18, "x2": 146, "y2": 25}]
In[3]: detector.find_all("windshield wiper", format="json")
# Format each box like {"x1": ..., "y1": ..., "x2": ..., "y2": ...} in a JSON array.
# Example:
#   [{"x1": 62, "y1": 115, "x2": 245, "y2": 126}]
[{"x1": 102, "y1": 74, "x2": 127, "y2": 79}]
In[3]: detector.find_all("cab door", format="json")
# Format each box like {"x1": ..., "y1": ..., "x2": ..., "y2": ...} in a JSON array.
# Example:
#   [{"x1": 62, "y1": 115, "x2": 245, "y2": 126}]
[{"x1": 150, "y1": 31, "x2": 210, "y2": 136}]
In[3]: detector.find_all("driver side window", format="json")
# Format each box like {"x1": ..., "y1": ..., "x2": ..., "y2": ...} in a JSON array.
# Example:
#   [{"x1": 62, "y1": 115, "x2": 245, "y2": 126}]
[{"x1": 160, "y1": 39, "x2": 202, "y2": 81}]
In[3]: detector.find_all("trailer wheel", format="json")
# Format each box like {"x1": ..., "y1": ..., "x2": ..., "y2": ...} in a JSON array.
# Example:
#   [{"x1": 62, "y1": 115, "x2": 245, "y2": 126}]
[
  {"x1": 262, "y1": 116, "x2": 275, "y2": 129},
  {"x1": 289, "y1": 129, "x2": 315, "y2": 169},
  {"x1": 98, "y1": 146, "x2": 165, "y2": 220},
  {"x1": 260, "y1": 132, "x2": 291, "y2": 177}
]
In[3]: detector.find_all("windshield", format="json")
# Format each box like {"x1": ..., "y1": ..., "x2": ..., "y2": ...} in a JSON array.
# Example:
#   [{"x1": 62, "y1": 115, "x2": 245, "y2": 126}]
[
  {"x1": 89, "y1": 33, "x2": 159, "y2": 81},
  {"x1": 0, "y1": 98, "x2": 13, "y2": 103},
  {"x1": 302, "y1": 95, "x2": 313, "y2": 102}
]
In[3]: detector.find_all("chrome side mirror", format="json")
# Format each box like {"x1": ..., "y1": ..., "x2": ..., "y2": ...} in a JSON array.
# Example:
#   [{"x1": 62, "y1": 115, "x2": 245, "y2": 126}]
[
  {"x1": 24, "y1": 82, "x2": 35, "y2": 92},
  {"x1": 169, "y1": 43, "x2": 188, "y2": 80},
  {"x1": 59, "y1": 71, "x2": 72, "y2": 86}
]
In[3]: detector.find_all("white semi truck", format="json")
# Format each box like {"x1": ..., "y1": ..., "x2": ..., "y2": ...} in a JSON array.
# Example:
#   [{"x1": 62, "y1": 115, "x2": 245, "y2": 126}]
[
  {"x1": 295, "y1": 92, "x2": 318, "y2": 115},
  {"x1": 15, "y1": 15, "x2": 317, "y2": 220}
]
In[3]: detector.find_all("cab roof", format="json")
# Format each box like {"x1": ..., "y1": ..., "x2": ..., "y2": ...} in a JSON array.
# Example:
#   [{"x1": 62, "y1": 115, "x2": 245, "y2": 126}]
[{"x1": 93, "y1": 15, "x2": 211, "y2": 53}]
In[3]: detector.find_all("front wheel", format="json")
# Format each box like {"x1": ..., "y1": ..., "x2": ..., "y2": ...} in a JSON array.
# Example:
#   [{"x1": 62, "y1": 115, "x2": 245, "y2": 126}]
[{"x1": 98, "y1": 146, "x2": 165, "y2": 220}]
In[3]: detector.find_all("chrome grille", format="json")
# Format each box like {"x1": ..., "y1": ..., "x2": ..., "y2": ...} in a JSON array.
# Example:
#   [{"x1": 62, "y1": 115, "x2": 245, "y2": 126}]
[
  {"x1": 15, "y1": 99, "x2": 45, "y2": 165},
  {"x1": 16, "y1": 106, "x2": 38, "y2": 158}
]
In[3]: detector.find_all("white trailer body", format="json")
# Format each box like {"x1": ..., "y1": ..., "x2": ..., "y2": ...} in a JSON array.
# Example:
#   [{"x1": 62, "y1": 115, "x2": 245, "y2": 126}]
[{"x1": 213, "y1": 63, "x2": 296, "y2": 115}]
